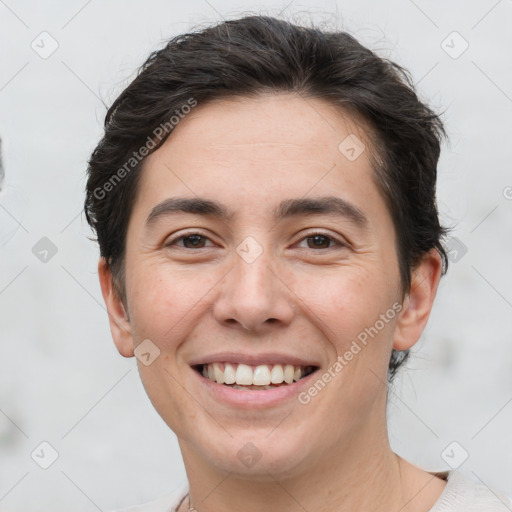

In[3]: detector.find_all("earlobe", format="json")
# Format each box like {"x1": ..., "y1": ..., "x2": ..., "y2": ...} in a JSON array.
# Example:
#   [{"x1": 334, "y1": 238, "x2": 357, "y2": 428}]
[
  {"x1": 393, "y1": 249, "x2": 443, "y2": 351},
  {"x1": 98, "y1": 258, "x2": 135, "y2": 358}
]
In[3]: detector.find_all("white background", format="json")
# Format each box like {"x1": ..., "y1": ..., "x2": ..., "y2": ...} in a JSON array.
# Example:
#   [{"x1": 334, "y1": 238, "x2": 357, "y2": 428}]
[{"x1": 1, "y1": 0, "x2": 511, "y2": 510}]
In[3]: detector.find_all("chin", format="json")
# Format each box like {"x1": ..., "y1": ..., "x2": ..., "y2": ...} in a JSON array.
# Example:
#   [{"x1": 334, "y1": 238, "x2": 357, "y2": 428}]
[{"x1": 198, "y1": 434, "x2": 315, "y2": 481}]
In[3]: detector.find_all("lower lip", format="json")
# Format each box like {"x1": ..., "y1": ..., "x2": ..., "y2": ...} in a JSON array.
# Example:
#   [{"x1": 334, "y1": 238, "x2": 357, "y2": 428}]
[{"x1": 193, "y1": 367, "x2": 319, "y2": 409}]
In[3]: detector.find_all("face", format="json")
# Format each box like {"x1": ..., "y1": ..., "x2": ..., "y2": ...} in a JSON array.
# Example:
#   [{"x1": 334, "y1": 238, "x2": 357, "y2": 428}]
[{"x1": 100, "y1": 93, "x2": 440, "y2": 480}]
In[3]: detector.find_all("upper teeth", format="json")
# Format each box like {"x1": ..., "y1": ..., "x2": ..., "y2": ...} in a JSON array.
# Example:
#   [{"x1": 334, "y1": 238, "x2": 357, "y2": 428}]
[{"x1": 202, "y1": 362, "x2": 311, "y2": 386}]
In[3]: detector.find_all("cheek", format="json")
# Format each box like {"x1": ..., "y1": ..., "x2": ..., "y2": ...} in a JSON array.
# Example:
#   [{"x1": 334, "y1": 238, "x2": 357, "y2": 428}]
[
  {"x1": 290, "y1": 264, "x2": 380, "y2": 329},
  {"x1": 289, "y1": 264, "x2": 398, "y2": 365},
  {"x1": 125, "y1": 260, "x2": 221, "y2": 347}
]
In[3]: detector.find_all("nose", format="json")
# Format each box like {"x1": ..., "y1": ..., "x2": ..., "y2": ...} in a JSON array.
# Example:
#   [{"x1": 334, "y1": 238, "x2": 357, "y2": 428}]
[{"x1": 212, "y1": 245, "x2": 295, "y2": 334}]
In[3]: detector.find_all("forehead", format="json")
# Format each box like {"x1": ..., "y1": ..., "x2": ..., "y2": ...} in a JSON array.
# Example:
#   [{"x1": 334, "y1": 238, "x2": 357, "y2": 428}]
[
  {"x1": 161, "y1": 93, "x2": 373, "y2": 159},
  {"x1": 138, "y1": 93, "x2": 378, "y2": 197}
]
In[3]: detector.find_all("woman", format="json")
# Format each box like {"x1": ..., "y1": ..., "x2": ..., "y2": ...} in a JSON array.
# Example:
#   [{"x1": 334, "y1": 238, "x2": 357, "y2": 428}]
[{"x1": 84, "y1": 15, "x2": 512, "y2": 512}]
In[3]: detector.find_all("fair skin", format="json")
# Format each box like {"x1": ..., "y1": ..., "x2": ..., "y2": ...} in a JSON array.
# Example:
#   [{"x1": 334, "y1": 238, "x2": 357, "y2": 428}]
[{"x1": 99, "y1": 93, "x2": 446, "y2": 512}]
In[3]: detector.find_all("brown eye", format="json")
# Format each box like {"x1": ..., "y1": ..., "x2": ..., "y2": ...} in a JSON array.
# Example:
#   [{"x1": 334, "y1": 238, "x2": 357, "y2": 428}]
[
  {"x1": 181, "y1": 234, "x2": 207, "y2": 248},
  {"x1": 297, "y1": 232, "x2": 344, "y2": 250},
  {"x1": 165, "y1": 232, "x2": 214, "y2": 249},
  {"x1": 306, "y1": 234, "x2": 332, "y2": 249}
]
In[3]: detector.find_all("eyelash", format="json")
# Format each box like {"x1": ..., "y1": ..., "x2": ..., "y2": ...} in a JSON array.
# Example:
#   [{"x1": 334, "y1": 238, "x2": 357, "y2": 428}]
[{"x1": 164, "y1": 230, "x2": 346, "y2": 251}]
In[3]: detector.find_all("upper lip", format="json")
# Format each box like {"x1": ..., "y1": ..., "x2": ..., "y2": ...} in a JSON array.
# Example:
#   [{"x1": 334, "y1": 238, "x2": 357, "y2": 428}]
[{"x1": 188, "y1": 352, "x2": 320, "y2": 368}]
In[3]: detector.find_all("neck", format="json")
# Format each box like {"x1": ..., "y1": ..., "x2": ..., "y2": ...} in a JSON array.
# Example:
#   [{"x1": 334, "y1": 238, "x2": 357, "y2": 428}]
[{"x1": 178, "y1": 420, "x2": 413, "y2": 512}]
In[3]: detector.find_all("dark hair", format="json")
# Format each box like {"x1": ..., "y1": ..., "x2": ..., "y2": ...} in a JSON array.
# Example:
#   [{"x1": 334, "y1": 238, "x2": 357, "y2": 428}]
[{"x1": 84, "y1": 15, "x2": 450, "y2": 382}]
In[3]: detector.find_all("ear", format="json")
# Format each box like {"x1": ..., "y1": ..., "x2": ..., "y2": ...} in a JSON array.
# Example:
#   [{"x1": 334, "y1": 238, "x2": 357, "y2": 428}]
[
  {"x1": 98, "y1": 257, "x2": 134, "y2": 357},
  {"x1": 393, "y1": 249, "x2": 443, "y2": 351}
]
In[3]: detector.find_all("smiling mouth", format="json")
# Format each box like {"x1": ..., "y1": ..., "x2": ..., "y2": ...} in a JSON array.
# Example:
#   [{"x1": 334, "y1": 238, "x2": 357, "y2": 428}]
[{"x1": 193, "y1": 362, "x2": 318, "y2": 390}]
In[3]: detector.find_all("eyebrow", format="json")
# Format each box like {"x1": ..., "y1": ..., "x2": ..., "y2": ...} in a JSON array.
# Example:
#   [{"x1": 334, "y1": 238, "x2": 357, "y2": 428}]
[{"x1": 145, "y1": 195, "x2": 368, "y2": 229}]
